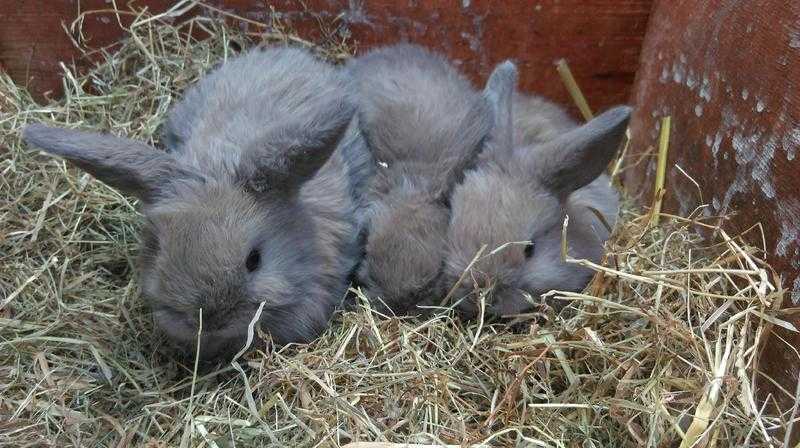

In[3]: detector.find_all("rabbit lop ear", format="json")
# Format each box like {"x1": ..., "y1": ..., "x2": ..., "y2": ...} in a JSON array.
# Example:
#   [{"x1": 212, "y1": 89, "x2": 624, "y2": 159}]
[
  {"x1": 243, "y1": 97, "x2": 355, "y2": 194},
  {"x1": 530, "y1": 105, "x2": 631, "y2": 196},
  {"x1": 22, "y1": 123, "x2": 200, "y2": 203},
  {"x1": 482, "y1": 60, "x2": 518, "y2": 155}
]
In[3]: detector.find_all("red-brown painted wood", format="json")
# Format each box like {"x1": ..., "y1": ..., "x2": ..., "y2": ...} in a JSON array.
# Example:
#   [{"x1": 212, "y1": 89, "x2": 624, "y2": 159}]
[
  {"x1": 0, "y1": 0, "x2": 173, "y2": 100},
  {"x1": 0, "y1": 0, "x2": 652, "y2": 117},
  {"x1": 625, "y1": 0, "x2": 800, "y2": 433}
]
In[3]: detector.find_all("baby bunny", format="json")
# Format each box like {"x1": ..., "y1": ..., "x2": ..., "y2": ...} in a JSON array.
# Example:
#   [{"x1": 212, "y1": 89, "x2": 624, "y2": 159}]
[
  {"x1": 443, "y1": 61, "x2": 630, "y2": 318},
  {"x1": 347, "y1": 43, "x2": 493, "y2": 314},
  {"x1": 22, "y1": 46, "x2": 371, "y2": 361}
]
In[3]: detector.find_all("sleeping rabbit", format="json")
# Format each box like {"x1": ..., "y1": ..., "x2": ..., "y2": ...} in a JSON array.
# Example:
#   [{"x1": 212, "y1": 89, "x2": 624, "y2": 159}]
[{"x1": 348, "y1": 43, "x2": 493, "y2": 314}]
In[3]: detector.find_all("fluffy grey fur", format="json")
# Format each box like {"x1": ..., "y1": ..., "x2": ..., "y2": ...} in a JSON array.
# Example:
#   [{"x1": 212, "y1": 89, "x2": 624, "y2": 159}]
[
  {"x1": 22, "y1": 46, "x2": 371, "y2": 361},
  {"x1": 443, "y1": 61, "x2": 630, "y2": 318},
  {"x1": 347, "y1": 43, "x2": 493, "y2": 314}
]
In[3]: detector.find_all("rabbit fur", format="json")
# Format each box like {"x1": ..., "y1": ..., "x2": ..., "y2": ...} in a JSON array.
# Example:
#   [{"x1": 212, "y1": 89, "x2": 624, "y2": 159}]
[
  {"x1": 442, "y1": 61, "x2": 630, "y2": 318},
  {"x1": 348, "y1": 43, "x2": 493, "y2": 314},
  {"x1": 22, "y1": 46, "x2": 372, "y2": 361}
]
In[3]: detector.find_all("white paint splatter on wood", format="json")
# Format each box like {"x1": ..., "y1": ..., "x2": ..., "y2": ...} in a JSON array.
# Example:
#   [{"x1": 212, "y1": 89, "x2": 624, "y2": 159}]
[
  {"x1": 699, "y1": 77, "x2": 711, "y2": 101},
  {"x1": 789, "y1": 29, "x2": 800, "y2": 49},
  {"x1": 783, "y1": 128, "x2": 800, "y2": 161}
]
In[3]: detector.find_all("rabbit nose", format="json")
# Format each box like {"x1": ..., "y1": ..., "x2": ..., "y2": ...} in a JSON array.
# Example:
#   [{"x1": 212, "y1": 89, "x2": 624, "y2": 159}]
[
  {"x1": 157, "y1": 304, "x2": 211, "y2": 328},
  {"x1": 184, "y1": 305, "x2": 226, "y2": 332}
]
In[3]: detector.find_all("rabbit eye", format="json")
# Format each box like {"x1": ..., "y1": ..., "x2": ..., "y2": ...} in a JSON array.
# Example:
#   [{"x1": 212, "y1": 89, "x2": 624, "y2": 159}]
[
  {"x1": 245, "y1": 249, "x2": 261, "y2": 272},
  {"x1": 524, "y1": 241, "x2": 535, "y2": 259}
]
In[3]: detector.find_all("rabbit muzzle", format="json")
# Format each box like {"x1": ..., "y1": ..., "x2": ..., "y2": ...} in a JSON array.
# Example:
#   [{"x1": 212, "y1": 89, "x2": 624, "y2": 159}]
[{"x1": 152, "y1": 306, "x2": 256, "y2": 361}]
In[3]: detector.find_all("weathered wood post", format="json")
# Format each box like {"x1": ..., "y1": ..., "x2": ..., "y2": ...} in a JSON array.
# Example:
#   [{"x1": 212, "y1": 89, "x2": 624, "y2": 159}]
[{"x1": 625, "y1": 0, "x2": 800, "y2": 435}]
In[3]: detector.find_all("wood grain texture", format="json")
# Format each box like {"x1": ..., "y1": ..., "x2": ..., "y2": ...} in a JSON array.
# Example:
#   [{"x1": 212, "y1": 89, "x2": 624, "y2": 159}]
[
  {"x1": 0, "y1": 0, "x2": 652, "y2": 116},
  {"x1": 624, "y1": 0, "x2": 800, "y2": 433}
]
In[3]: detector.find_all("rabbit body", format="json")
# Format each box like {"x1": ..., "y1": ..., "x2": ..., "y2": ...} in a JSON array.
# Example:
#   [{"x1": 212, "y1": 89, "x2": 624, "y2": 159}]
[
  {"x1": 443, "y1": 62, "x2": 629, "y2": 318},
  {"x1": 23, "y1": 47, "x2": 371, "y2": 361},
  {"x1": 348, "y1": 44, "x2": 492, "y2": 313}
]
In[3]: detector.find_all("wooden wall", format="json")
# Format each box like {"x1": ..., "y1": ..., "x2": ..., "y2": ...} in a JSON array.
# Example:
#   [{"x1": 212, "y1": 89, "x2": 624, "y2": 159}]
[{"x1": 0, "y1": 0, "x2": 652, "y2": 118}]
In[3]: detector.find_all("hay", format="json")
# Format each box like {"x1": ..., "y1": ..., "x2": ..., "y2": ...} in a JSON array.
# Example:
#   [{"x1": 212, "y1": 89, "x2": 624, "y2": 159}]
[{"x1": 0, "y1": 3, "x2": 794, "y2": 447}]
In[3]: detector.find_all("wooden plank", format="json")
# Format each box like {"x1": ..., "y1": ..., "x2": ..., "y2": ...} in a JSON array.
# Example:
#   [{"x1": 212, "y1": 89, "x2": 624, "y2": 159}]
[
  {"x1": 0, "y1": 0, "x2": 652, "y2": 117},
  {"x1": 624, "y1": 0, "x2": 800, "y2": 435},
  {"x1": 0, "y1": 0, "x2": 169, "y2": 100}
]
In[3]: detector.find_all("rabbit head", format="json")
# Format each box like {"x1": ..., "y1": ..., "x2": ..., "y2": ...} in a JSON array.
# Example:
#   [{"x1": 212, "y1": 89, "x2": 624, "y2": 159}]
[
  {"x1": 348, "y1": 44, "x2": 492, "y2": 313},
  {"x1": 357, "y1": 185, "x2": 451, "y2": 311},
  {"x1": 444, "y1": 61, "x2": 630, "y2": 317},
  {"x1": 23, "y1": 47, "x2": 358, "y2": 361}
]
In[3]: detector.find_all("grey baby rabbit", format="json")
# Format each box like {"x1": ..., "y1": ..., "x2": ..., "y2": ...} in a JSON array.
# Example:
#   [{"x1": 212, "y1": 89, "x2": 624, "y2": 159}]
[
  {"x1": 348, "y1": 43, "x2": 494, "y2": 314},
  {"x1": 22, "y1": 46, "x2": 371, "y2": 361},
  {"x1": 443, "y1": 61, "x2": 630, "y2": 318}
]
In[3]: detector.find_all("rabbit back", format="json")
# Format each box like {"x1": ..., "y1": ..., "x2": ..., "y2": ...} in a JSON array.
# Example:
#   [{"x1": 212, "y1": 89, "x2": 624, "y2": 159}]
[
  {"x1": 161, "y1": 47, "x2": 352, "y2": 179},
  {"x1": 512, "y1": 93, "x2": 577, "y2": 147},
  {"x1": 348, "y1": 43, "x2": 490, "y2": 191}
]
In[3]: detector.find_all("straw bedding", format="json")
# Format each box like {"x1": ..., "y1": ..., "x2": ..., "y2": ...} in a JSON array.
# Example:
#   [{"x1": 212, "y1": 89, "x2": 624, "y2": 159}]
[{"x1": 0, "y1": 4, "x2": 793, "y2": 447}]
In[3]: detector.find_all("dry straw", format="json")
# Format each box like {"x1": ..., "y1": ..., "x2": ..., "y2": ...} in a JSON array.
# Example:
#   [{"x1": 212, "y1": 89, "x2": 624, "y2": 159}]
[
  {"x1": 0, "y1": 2, "x2": 796, "y2": 447},
  {"x1": 650, "y1": 116, "x2": 671, "y2": 228},
  {"x1": 555, "y1": 59, "x2": 593, "y2": 122}
]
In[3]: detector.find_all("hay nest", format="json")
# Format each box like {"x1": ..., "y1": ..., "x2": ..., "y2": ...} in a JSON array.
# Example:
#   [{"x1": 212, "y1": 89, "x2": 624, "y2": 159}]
[{"x1": 0, "y1": 3, "x2": 793, "y2": 447}]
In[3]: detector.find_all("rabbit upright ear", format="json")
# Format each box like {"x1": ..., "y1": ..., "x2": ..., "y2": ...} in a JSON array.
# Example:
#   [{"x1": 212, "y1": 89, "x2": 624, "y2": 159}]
[
  {"x1": 22, "y1": 124, "x2": 199, "y2": 202},
  {"x1": 482, "y1": 60, "x2": 518, "y2": 155},
  {"x1": 529, "y1": 105, "x2": 631, "y2": 195},
  {"x1": 243, "y1": 98, "x2": 355, "y2": 194},
  {"x1": 429, "y1": 95, "x2": 493, "y2": 200}
]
